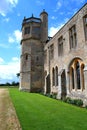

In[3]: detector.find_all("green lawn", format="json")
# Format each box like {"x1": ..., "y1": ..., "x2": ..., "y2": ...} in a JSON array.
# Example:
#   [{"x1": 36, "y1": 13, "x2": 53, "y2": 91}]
[{"x1": 9, "y1": 88, "x2": 87, "y2": 130}]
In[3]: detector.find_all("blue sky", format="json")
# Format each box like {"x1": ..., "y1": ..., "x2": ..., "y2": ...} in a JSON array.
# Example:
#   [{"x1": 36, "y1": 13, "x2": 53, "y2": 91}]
[{"x1": 0, "y1": 0, "x2": 86, "y2": 84}]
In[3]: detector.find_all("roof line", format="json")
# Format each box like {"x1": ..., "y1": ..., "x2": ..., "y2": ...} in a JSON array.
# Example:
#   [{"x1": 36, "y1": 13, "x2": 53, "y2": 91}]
[{"x1": 50, "y1": 3, "x2": 87, "y2": 39}]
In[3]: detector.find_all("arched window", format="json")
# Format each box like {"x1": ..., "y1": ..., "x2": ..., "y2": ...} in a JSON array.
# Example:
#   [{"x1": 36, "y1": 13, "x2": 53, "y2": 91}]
[
  {"x1": 25, "y1": 54, "x2": 28, "y2": 60},
  {"x1": 81, "y1": 64, "x2": 85, "y2": 90},
  {"x1": 76, "y1": 61, "x2": 81, "y2": 89},
  {"x1": 55, "y1": 66, "x2": 58, "y2": 86},
  {"x1": 71, "y1": 67, "x2": 74, "y2": 89},
  {"x1": 52, "y1": 68, "x2": 55, "y2": 86},
  {"x1": 69, "y1": 58, "x2": 85, "y2": 91}
]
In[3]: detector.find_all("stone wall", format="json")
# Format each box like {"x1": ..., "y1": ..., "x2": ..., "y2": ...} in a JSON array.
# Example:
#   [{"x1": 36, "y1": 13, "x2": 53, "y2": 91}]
[{"x1": 44, "y1": 4, "x2": 87, "y2": 104}]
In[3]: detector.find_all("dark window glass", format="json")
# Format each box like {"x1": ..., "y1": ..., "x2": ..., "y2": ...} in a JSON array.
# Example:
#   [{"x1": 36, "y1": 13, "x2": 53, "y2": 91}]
[
  {"x1": 71, "y1": 68, "x2": 74, "y2": 89},
  {"x1": 83, "y1": 15, "x2": 87, "y2": 41},
  {"x1": 58, "y1": 36, "x2": 63, "y2": 56},
  {"x1": 24, "y1": 27, "x2": 30, "y2": 34},
  {"x1": 69, "y1": 25, "x2": 77, "y2": 49},
  {"x1": 76, "y1": 62, "x2": 81, "y2": 89},
  {"x1": 50, "y1": 44, "x2": 54, "y2": 60}
]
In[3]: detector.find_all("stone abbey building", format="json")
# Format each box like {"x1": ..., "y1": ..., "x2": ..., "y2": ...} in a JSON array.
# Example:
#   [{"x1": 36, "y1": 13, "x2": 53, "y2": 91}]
[{"x1": 20, "y1": 3, "x2": 87, "y2": 104}]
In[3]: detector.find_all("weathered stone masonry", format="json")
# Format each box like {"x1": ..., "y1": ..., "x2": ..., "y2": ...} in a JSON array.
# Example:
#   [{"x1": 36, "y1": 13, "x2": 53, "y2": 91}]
[
  {"x1": 20, "y1": 3, "x2": 87, "y2": 105},
  {"x1": 20, "y1": 10, "x2": 48, "y2": 92}
]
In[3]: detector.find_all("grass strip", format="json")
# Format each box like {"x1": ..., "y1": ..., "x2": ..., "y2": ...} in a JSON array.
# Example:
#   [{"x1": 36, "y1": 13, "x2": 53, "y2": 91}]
[{"x1": 9, "y1": 88, "x2": 87, "y2": 130}]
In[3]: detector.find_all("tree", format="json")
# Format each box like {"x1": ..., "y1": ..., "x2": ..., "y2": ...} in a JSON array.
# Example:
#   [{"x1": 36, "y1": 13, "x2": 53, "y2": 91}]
[{"x1": 16, "y1": 73, "x2": 20, "y2": 78}]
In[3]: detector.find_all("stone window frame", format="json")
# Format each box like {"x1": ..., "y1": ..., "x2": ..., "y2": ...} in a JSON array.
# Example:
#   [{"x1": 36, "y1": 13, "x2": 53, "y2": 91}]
[
  {"x1": 24, "y1": 26, "x2": 30, "y2": 34},
  {"x1": 55, "y1": 66, "x2": 58, "y2": 86},
  {"x1": 69, "y1": 25, "x2": 77, "y2": 49},
  {"x1": 52, "y1": 67, "x2": 55, "y2": 86},
  {"x1": 25, "y1": 53, "x2": 29, "y2": 60},
  {"x1": 32, "y1": 26, "x2": 40, "y2": 35},
  {"x1": 69, "y1": 59, "x2": 85, "y2": 91},
  {"x1": 52, "y1": 66, "x2": 58, "y2": 87},
  {"x1": 49, "y1": 44, "x2": 54, "y2": 60},
  {"x1": 83, "y1": 14, "x2": 87, "y2": 41},
  {"x1": 44, "y1": 50, "x2": 47, "y2": 64},
  {"x1": 58, "y1": 36, "x2": 63, "y2": 56}
]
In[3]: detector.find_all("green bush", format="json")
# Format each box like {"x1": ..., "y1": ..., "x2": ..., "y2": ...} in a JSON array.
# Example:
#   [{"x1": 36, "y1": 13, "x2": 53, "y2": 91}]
[
  {"x1": 52, "y1": 93, "x2": 57, "y2": 99},
  {"x1": 74, "y1": 99, "x2": 83, "y2": 107},
  {"x1": 64, "y1": 97, "x2": 83, "y2": 107},
  {"x1": 85, "y1": 105, "x2": 87, "y2": 109},
  {"x1": 45, "y1": 93, "x2": 52, "y2": 98},
  {"x1": 45, "y1": 93, "x2": 57, "y2": 99},
  {"x1": 65, "y1": 97, "x2": 72, "y2": 104}
]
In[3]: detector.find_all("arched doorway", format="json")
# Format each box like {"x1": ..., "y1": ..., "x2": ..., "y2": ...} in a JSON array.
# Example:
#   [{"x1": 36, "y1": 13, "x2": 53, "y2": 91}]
[
  {"x1": 61, "y1": 69, "x2": 66, "y2": 99},
  {"x1": 46, "y1": 74, "x2": 50, "y2": 93}
]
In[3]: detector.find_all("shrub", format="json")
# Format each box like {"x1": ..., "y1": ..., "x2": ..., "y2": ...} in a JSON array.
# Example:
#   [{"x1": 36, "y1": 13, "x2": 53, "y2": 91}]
[
  {"x1": 45, "y1": 93, "x2": 52, "y2": 98},
  {"x1": 64, "y1": 97, "x2": 83, "y2": 107},
  {"x1": 85, "y1": 105, "x2": 87, "y2": 109},
  {"x1": 44, "y1": 93, "x2": 57, "y2": 99},
  {"x1": 74, "y1": 99, "x2": 83, "y2": 107},
  {"x1": 65, "y1": 97, "x2": 72, "y2": 104},
  {"x1": 52, "y1": 93, "x2": 57, "y2": 99}
]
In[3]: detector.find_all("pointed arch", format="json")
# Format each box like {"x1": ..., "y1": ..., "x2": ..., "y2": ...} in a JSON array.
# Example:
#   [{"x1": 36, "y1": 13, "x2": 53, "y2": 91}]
[{"x1": 68, "y1": 57, "x2": 82, "y2": 70}]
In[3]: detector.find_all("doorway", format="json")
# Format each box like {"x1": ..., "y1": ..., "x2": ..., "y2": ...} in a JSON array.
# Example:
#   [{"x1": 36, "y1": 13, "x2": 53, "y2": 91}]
[
  {"x1": 46, "y1": 74, "x2": 50, "y2": 93},
  {"x1": 61, "y1": 70, "x2": 66, "y2": 99}
]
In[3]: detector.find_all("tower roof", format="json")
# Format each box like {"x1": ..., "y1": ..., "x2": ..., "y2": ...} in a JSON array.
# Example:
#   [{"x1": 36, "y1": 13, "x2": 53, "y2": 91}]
[
  {"x1": 40, "y1": 9, "x2": 48, "y2": 16},
  {"x1": 22, "y1": 16, "x2": 41, "y2": 26}
]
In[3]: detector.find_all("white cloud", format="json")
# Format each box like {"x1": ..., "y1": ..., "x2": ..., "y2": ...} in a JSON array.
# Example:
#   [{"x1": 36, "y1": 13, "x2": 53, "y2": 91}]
[
  {"x1": 12, "y1": 57, "x2": 19, "y2": 61},
  {"x1": 60, "y1": 12, "x2": 64, "y2": 15},
  {"x1": 0, "y1": 57, "x2": 20, "y2": 83},
  {"x1": 54, "y1": 1, "x2": 62, "y2": 12},
  {"x1": 8, "y1": 0, "x2": 18, "y2": 7},
  {"x1": 36, "y1": 0, "x2": 44, "y2": 6},
  {"x1": 71, "y1": 0, "x2": 85, "y2": 3},
  {"x1": 57, "y1": 1, "x2": 62, "y2": 9},
  {"x1": 49, "y1": 24, "x2": 64, "y2": 37},
  {"x1": 8, "y1": 36, "x2": 15, "y2": 43},
  {"x1": 0, "y1": 57, "x2": 4, "y2": 64},
  {"x1": 14, "y1": 30, "x2": 22, "y2": 42},
  {"x1": 51, "y1": 16, "x2": 57, "y2": 20},
  {"x1": 0, "y1": 43, "x2": 9, "y2": 48},
  {"x1": 49, "y1": 17, "x2": 70, "y2": 37},
  {"x1": 49, "y1": 27, "x2": 59, "y2": 37},
  {"x1": 3, "y1": 17, "x2": 10, "y2": 22},
  {"x1": 8, "y1": 29, "x2": 22, "y2": 43},
  {"x1": 0, "y1": 0, "x2": 18, "y2": 16}
]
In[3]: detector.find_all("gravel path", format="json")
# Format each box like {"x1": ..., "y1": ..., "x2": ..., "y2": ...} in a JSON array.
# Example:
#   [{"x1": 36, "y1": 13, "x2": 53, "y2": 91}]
[{"x1": 0, "y1": 88, "x2": 22, "y2": 130}]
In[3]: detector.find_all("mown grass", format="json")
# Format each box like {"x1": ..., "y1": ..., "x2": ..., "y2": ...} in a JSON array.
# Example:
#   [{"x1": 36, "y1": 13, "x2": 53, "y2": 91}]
[{"x1": 9, "y1": 88, "x2": 87, "y2": 130}]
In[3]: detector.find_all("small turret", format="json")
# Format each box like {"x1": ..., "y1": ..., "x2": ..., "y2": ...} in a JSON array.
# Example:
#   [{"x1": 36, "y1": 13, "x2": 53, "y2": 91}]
[{"x1": 40, "y1": 9, "x2": 48, "y2": 43}]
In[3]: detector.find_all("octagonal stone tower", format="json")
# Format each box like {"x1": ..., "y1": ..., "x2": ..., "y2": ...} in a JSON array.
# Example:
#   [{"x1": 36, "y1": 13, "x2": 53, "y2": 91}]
[{"x1": 20, "y1": 10, "x2": 48, "y2": 92}]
